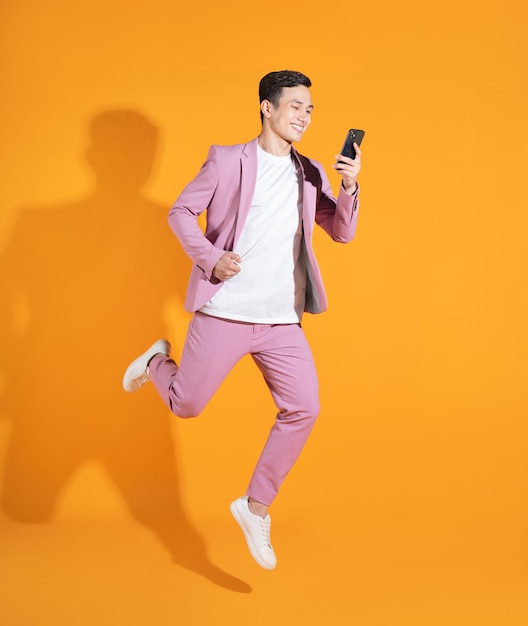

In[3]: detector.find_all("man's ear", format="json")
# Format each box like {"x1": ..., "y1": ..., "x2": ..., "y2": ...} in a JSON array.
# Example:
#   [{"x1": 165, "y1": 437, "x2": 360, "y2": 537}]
[{"x1": 260, "y1": 99, "x2": 273, "y2": 120}]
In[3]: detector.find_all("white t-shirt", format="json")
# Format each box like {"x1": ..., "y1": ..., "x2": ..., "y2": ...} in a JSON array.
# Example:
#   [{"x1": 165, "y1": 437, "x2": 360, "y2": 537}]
[{"x1": 200, "y1": 145, "x2": 306, "y2": 323}]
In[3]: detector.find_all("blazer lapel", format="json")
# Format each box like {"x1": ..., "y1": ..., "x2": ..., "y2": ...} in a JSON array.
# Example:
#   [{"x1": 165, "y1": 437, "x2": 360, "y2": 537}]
[
  {"x1": 233, "y1": 138, "x2": 258, "y2": 245},
  {"x1": 292, "y1": 147, "x2": 316, "y2": 235}
]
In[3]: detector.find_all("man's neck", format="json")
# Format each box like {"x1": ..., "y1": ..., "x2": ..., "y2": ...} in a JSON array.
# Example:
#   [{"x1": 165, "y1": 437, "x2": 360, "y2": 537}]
[{"x1": 257, "y1": 130, "x2": 292, "y2": 157}]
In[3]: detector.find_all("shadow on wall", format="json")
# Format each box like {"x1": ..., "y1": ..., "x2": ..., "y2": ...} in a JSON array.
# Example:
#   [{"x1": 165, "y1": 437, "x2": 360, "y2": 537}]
[{"x1": 0, "y1": 109, "x2": 250, "y2": 593}]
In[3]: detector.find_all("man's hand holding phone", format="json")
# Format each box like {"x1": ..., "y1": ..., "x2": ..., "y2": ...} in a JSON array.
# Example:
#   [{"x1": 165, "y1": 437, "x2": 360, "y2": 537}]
[{"x1": 333, "y1": 128, "x2": 364, "y2": 195}]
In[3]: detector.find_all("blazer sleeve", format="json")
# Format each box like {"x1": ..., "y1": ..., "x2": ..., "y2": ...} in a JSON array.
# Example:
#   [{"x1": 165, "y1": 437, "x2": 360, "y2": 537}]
[
  {"x1": 314, "y1": 161, "x2": 360, "y2": 243},
  {"x1": 168, "y1": 146, "x2": 227, "y2": 280}
]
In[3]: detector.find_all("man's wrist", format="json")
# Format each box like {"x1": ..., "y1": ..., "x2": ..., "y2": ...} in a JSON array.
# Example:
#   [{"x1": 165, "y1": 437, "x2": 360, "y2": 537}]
[{"x1": 342, "y1": 181, "x2": 358, "y2": 195}]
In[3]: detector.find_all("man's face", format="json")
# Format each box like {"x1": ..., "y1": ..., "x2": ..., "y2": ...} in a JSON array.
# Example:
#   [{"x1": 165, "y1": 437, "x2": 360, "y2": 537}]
[{"x1": 264, "y1": 85, "x2": 313, "y2": 143}]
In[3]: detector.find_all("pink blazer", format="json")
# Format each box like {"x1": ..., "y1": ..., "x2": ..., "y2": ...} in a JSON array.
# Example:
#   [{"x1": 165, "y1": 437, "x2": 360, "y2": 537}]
[{"x1": 168, "y1": 138, "x2": 359, "y2": 314}]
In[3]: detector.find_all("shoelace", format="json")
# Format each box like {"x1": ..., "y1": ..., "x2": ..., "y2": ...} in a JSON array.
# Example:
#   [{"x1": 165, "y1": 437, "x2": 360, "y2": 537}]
[
  {"x1": 135, "y1": 371, "x2": 150, "y2": 386},
  {"x1": 259, "y1": 517, "x2": 273, "y2": 549}
]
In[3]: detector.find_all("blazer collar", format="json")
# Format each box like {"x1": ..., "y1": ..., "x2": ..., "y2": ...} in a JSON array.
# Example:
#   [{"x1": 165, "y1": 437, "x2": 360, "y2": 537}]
[
  {"x1": 241, "y1": 137, "x2": 259, "y2": 159},
  {"x1": 244, "y1": 138, "x2": 305, "y2": 169}
]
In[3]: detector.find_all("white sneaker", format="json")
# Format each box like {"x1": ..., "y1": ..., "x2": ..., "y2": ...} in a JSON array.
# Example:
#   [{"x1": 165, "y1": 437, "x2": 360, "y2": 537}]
[
  {"x1": 122, "y1": 339, "x2": 171, "y2": 392},
  {"x1": 230, "y1": 496, "x2": 277, "y2": 570}
]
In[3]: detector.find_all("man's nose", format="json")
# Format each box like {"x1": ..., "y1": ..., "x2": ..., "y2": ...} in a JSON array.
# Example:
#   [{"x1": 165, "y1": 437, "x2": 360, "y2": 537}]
[{"x1": 298, "y1": 110, "x2": 308, "y2": 122}]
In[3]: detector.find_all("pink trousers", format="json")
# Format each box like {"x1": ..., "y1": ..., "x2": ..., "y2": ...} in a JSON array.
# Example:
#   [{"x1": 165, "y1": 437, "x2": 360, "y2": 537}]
[{"x1": 148, "y1": 311, "x2": 319, "y2": 506}]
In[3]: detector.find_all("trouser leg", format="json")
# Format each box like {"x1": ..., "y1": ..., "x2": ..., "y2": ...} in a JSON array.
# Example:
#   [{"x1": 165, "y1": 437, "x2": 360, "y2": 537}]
[{"x1": 247, "y1": 323, "x2": 320, "y2": 506}]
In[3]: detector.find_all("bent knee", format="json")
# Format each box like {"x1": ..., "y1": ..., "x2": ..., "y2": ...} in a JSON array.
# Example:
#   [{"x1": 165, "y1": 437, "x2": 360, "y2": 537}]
[
  {"x1": 170, "y1": 400, "x2": 202, "y2": 419},
  {"x1": 309, "y1": 401, "x2": 320, "y2": 422},
  {"x1": 281, "y1": 398, "x2": 320, "y2": 423},
  {"x1": 304, "y1": 392, "x2": 320, "y2": 420}
]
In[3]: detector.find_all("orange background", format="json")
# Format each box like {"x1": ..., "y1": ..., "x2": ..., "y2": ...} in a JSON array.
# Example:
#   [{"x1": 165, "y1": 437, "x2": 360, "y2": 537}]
[{"x1": 1, "y1": 1, "x2": 527, "y2": 624}]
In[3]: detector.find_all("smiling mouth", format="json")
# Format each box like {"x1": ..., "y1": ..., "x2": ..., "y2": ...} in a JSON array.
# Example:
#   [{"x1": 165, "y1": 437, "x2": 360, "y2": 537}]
[{"x1": 291, "y1": 124, "x2": 304, "y2": 132}]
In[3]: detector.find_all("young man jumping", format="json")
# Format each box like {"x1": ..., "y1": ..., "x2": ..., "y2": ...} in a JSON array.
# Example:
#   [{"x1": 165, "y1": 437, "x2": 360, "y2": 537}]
[{"x1": 123, "y1": 70, "x2": 362, "y2": 570}]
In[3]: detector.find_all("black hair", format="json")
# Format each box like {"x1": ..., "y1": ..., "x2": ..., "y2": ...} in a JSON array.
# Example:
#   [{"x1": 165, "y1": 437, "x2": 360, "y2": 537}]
[{"x1": 258, "y1": 70, "x2": 312, "y2": 123}]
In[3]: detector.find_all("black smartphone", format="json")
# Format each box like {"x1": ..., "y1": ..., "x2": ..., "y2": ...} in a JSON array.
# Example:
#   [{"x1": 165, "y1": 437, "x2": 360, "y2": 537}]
[{"x1": 340, "y1": 128, "x2": 365, "y2": 160}]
